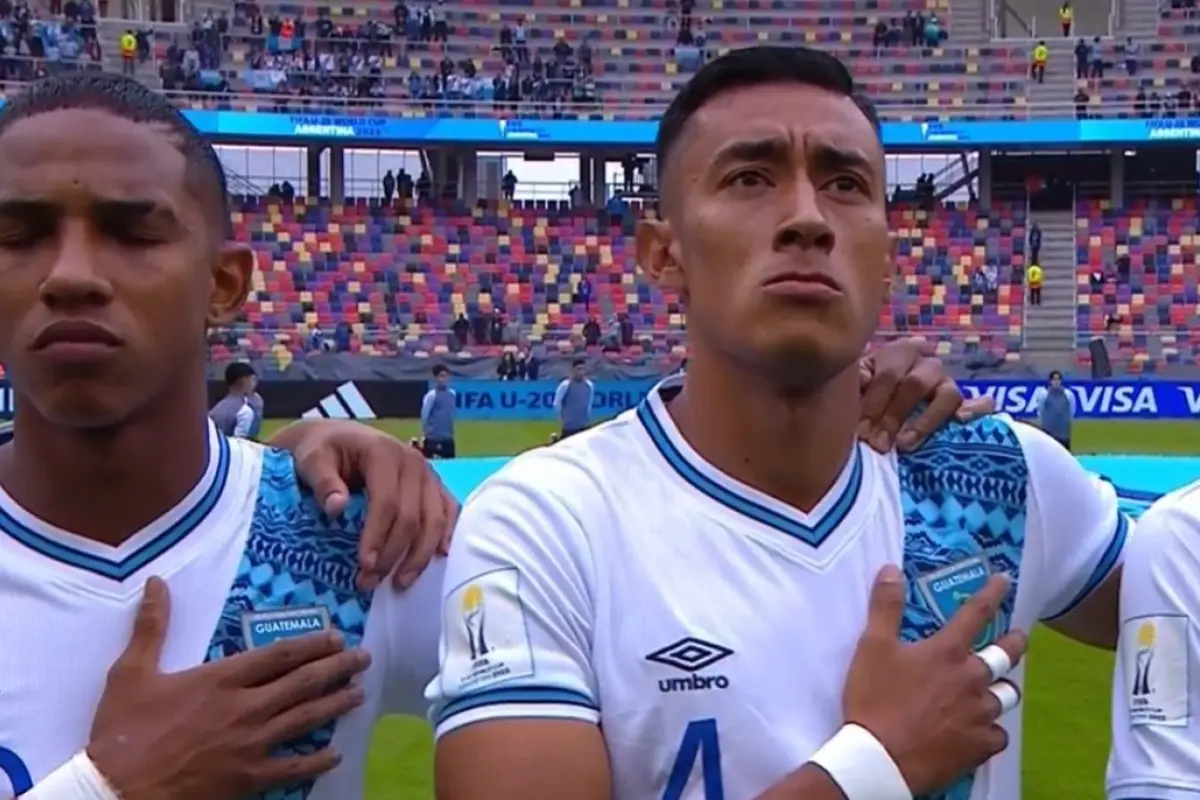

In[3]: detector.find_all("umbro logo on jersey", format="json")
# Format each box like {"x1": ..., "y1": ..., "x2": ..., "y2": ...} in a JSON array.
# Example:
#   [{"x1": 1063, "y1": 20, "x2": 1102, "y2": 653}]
[{"x1": 646, "y1": 637, "x2": 734, "y2": 694}]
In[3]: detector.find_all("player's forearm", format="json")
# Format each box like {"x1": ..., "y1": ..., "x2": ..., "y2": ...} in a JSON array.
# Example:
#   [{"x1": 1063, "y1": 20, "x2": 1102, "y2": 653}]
[{"x1": 753, "y1": 764, "x2": 848, "y2": 800}]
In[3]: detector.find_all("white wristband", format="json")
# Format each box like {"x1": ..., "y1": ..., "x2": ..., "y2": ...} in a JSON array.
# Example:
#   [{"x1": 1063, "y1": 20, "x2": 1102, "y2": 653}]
[
  {"x1": 21, "y1": 752, "x2": 122, "y2": 800},
  {"x1": 807, "y1": 724, "x2": 913, "y2": 800}
]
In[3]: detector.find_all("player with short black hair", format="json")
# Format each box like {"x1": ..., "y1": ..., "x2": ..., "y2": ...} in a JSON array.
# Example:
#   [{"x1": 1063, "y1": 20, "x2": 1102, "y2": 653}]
[
  {"x1": 0, "y1": 71, "x2": 234, "y2": 239},
  {"x1": 0, "y1": 72, "x2": 445, "y2": 800},
  {"x1": 430, "y1": 45, "x2": 1127, "y2": 800}
]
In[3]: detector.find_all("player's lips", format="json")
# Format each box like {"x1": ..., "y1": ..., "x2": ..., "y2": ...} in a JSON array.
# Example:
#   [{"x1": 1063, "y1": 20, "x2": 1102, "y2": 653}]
[
  {"x1": 761, "y1": 272, "x2": 843, "y2": 300},
  {"x1": 31, "y1": 320, "x2": 123, "y2": 363}
]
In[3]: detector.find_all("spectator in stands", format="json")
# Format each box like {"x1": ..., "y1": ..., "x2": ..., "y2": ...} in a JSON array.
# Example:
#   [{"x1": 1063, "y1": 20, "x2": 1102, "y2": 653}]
[
  {"x1": 501, "y1": 169, "x2": 517, "y2": 201},
  {"x1": 119, "y1": 28, "x2": 135, "y2": 75},
  {"x1": 903, "y1": 10, "x2": 924, "y2": 46},
  {"x1": 1074, "y1": 85, "x2": 1090, "y2": 118},
  {"x1": 512, "y1": 15, "x2": 527, "y2": 64},
  {"x1": 1037, "y1": 371, "x2": 1074, "y2": 451},
  {"x1": 496, "y1": 352, "x2": 519, "y2": 380},
  {"x1": 488, "y1": 311, "x2": 503, "y2": 345},
  {"x1": 582, "y1": 316, "x2": 601, "y2": 347},
  {"x1": 1123, "y1": 37, "x2": 1140, "y2": 75},
  {"x1": 1029, "y1": 222, "x2": 1042, "y2": 263},
  {"x1": 451, "y1": 314, "x2": 469, "y2": 351},
  {"x1": 431, "y1": 0, "x2": 447, "y2": 43},
  {"x1": 308, "y1": 323, "x2": 328, "y2": 352},
  {"x1": 1074, "y1": 38, "x2": 1088, "y2": 79},
  {"x1": 1134, "y1": 85, "x2": 1148, "y2": 116},
  {"x1": 872, "y1": 20, "x2": 887, "y2": 48},
  {"x1": 1028, "y1": 262, "x2": 1044, "y2": 306},
  {"x1": 382, "y1": 169, "x2": 396, "y2": 203},
  {"x1": 420, "y1": 365, "x2": 457, "y2": 458},
  {"x1": 1088, "y1": 37, "x2": 1104, "y2": 79},
  {"x1": 922, "y1": 14, "x2": 944, "y2": 47},
  {"x1": 577, "y1": 275, "x2": 592, "y2": 312},
  {"x1": 1059, "y1": 2, "x2": 1073, "y2": 36},
  {"x1": 618, "y1": 314, "x2": 635, "y2": 348}
]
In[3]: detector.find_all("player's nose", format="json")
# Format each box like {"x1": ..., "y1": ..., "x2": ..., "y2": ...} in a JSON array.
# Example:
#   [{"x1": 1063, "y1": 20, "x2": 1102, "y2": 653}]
[
  {"x1": 773, "y1": 180, "x2": 835, "y2": 254},
  {"x1": 38, "y1": 222, "x2": 114, "y2": 310}
]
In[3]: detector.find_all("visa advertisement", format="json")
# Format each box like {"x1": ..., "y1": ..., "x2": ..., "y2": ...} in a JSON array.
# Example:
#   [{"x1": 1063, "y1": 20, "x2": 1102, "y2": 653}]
[
  {"x1": 66, "y1": 108, "x2": 1200, "y2": 149},
  {"x1": 444, "y1": 378, "x2": 1200, "y2": 421}
]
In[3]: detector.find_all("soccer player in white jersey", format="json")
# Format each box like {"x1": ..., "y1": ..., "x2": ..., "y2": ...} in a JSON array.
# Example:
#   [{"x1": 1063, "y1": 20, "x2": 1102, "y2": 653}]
[
  {"x1": 429, "y1": 46, "x2": 1130, "y2": 800},
  {"x1": 0, "y1": 73, "x2": 445, "y2": 800},
  {"x1": 1106, "y1": 481, "x2": 1200, "y2": 799}
]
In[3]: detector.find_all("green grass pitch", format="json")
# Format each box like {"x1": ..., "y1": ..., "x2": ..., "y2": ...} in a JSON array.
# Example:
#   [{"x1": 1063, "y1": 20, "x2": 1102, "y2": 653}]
[{"x1": 258, "y1": 418, "x2": 1200, "y2": 800}]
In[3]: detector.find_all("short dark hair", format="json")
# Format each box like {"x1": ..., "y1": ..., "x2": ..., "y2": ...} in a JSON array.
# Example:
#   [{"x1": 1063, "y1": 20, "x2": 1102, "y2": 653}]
[
  {"x1": 656, "y1": 46, "x2": 880, "y2": 180},
  {"x1": 224, "y1": 361, "x2": 256, "y2": 386},
  {"x1": 0, "y1": 72, "x2": 231, "y2": 238},
  {"x1": 432, "y1": 364, "x2": 449, "y2": 376},
  {"x1": 1049, "y1": 370, "x2": 1064, "y2": 381},
  {"x1": 572, "y1": 358, "x2": 586, "y2": 368}
]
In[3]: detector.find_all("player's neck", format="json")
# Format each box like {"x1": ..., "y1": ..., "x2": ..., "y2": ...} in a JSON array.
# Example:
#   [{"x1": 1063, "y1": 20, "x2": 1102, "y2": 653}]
[
  {"x1": 0, "y1": 384, "x2": 212, "y2": 547},
  {"x1": 668, "y1": 359, "x2": 861, "y2": 513}
]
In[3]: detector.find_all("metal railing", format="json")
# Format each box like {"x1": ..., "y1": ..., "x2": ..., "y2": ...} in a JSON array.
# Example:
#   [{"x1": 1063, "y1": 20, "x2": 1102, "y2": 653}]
[{"x1": 153, "y1": 86, "x2": 1189, "y2": 122}]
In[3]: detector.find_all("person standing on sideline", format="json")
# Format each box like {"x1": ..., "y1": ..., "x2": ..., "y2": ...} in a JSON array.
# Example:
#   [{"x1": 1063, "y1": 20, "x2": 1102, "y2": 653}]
[
  {"x1": 1038, "y1": 370, "x2": 1075, "y2": 451},
  {"x1": 421, "y1": 364, "x2": 458, "y2": 458},
  {"x1": 554, "y1": 359, "x2": 594, "y2": 439},
  {"x1": 246, "y1": 385, "x2": 265, "y2": 438},
  {"x1": 208, "y1": 361, "x2": 258, "y2": 438}
]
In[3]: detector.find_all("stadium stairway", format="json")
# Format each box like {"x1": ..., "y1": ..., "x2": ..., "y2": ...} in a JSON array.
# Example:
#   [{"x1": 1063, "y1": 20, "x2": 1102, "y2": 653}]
[
  {"x1": 1023, "y1": 209, "x2": 1077, "y2": 367},
  {"x1": 1116, "y1": 0, "x2": 1161, "y2": 40},
  {"x1": 1026, "y1": 37, "x2": 1077, "y2": 118},
  {"x1": 948, "y1": 0, "x2": 990, "y2": 44}
]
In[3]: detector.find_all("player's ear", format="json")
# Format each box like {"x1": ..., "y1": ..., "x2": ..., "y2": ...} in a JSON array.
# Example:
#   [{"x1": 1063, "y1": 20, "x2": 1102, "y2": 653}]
[
  {"x1": 207, "y1": 244, "x2": 253, "y2": 325},
  {"x1": 636, "y1": 216, "x2": 685, "y2": 293}
]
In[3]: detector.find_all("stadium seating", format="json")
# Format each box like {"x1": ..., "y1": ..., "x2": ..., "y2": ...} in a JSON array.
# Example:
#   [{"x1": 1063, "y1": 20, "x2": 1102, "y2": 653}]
[
  {"x1": 209, "y1": 197, "x2": 1027, "y2": 367},
  {"x1": 158, "y1": 0, "x2": 1036, "y2": 121},
  {"x1": 1074, "y1": 196, "x2": 1200, "y2": 373},
  {"x1": 1080, "y1": 8, "x2": 1200, "y2": 117}
]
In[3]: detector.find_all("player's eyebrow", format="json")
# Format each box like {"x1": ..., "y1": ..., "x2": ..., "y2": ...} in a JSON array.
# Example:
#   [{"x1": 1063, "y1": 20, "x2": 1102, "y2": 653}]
[
  {"x1": 0, "y1": 196, "x2": 181, "y2": 226},
  {"x1": 709, "y1": 135, "x2": 792, "y2": 172},
  {"x1": 806, "y1": 141, "x2": 875, "y2": 177}
]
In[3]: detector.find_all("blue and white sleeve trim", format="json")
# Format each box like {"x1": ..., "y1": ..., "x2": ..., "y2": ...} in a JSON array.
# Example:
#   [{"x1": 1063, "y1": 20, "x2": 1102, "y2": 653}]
[
  {"x1": 433, "y1": 686, "x2": 600, "y2": 738},
  {"x1": 1044, "y1": 511, "x2": 1130, "y2": 622}
]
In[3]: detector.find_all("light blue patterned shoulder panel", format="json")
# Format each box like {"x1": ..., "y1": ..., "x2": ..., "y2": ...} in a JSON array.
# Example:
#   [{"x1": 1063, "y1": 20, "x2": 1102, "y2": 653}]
[
  {"x1": 204, "y1": 447, "x2": 372, "y2": 800},
  {"x1": 897, "y1": 417, "x2": 1029, "y2": 800}
]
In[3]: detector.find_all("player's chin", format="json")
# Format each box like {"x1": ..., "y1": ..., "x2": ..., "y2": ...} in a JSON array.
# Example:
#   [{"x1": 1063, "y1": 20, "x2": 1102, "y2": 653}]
[{"x1": 24, "y1": 381, "x2": 136, "y2": 429}]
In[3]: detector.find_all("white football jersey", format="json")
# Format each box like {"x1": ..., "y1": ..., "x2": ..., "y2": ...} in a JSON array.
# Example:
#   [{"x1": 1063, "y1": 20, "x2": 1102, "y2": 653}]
[
  {"x1": 1107, "y1": 480, "x2": 1200, "y2": 800},
  {"x1": 428, "y1": 376, "x2": 1129, "y2": 800},
  {"x1": 0, "y1": 422, "x2": 442, "y2": 800}
]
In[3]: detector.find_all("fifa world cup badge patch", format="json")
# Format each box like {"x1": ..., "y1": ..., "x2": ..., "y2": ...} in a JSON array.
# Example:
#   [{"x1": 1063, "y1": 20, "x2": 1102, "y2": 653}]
[
  {"x1": 916, "y1": 556, "x2": 996, "y2": 647},
  {"x1": 242, "y1": 606, "x2": 332, "y2": 650}
]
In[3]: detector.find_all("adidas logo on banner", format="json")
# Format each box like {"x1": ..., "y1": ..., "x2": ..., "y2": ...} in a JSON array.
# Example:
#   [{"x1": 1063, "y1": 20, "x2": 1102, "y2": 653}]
[{"x1": 302, "y1": 382, "x2": 377, "y2": 421}]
